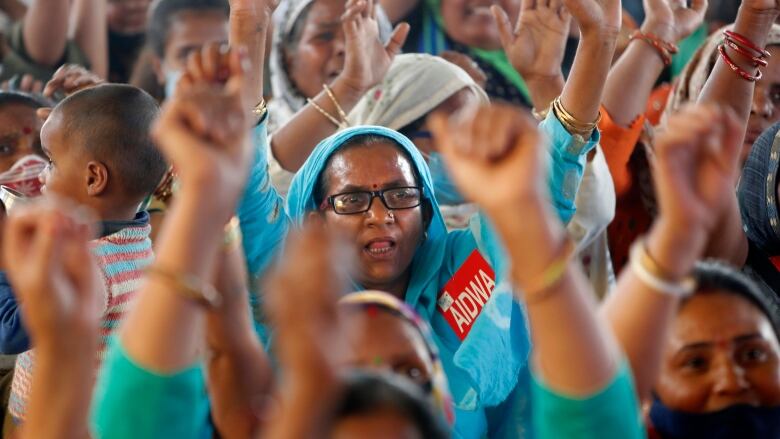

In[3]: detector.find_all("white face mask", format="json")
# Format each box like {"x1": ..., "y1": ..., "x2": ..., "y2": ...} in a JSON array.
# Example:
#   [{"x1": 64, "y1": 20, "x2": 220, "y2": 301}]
[{"x1": 0, "y1": 154, "x2": 47, "y2": 197}]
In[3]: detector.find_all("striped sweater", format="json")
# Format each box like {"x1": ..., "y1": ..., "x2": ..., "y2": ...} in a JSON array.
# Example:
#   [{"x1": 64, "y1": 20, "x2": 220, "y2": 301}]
[{"x1": 9, "y1": 218, "x2": 153, "y2": 423}]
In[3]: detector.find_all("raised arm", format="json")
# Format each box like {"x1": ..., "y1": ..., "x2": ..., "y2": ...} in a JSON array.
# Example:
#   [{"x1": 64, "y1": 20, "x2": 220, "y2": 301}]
[
  {"x1": 3, "y1": 200, "x2": 102, "y2": 439},
  {"x1": 72, "y1": 0, "x2": 108, "y2": 78},
  {"x1": 601, "y1": 104, "x2": 744, "y2": 402},
  {"x1": 603, "y1": 0, "x2": 706, "y2": 126},
  {"x1": 22, "y1": 0, "x2": 71, "y2": 68},
  {"x1": 559, "y1": 0, "x2": 621, "y2": 126},
  {"x1": 492, "y1": 0, "x2": 570, "y2": 113},
  {"x1": 694, "y1": 1, "x2": 780, "y2": 265},
  {"x1": 121, "y1": 48, "x2": 252, "y2": 373},
  {"x1": 271, "y1": 0, "x2": 408, "y2": 172},
  {"x1": 432, "y1": 103, "x2": 643, "y2": 438}
]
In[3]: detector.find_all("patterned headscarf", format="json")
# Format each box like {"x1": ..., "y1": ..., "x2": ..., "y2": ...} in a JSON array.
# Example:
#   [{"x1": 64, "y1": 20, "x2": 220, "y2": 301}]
[
  {"x1": 347, "y1": 53, "x2": 488, "y2": 129},
  {"x1": 268, "y1": 0, "x2": 393, "y2": 131},
  {"x1": 339, "y1": 290, "x2": 455, "y2": 426},
  {"x1": 662, "y1": 24, "x2": 780, "y2": 125}
]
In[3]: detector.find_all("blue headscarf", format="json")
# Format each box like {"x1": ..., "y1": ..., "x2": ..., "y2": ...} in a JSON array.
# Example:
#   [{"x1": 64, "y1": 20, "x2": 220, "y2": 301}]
[{"x1": 286, "y1": 126, "x2": 531, "y2": 425}]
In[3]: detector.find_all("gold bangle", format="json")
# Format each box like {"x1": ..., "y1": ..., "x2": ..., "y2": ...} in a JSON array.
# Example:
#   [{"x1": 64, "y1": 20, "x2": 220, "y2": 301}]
[
  {"x1": 306, "y1": 97, "x2": 343, "y2": 127},
  {"x1": 637, "y1": 238, "x2": 690, "y2": 284},
  {"x1": 253, "y1": 98, "x2": 267, "y2": 119},
  {"x1": 532, "y1": 105, "x2": 550, "y2": 122},
  {"x1": 552, "y1": 97, "x2": 601, "y2": 138},
  {"x1": 323, "y1": 84, "x2": 349, "y2": 125},
  {"x1": 520, "y1": 238, "x2": 576, "y2": 305},
  {"x1": 146, "y1": 266, "x2": 222, "y2": 308},
  {"x1": 223, "y1": 216, "x2": 242, "y2": 249}
]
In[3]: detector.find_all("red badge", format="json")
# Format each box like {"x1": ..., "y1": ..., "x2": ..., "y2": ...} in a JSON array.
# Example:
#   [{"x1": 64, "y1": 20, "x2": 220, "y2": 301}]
[
  {"x1": 437, "y1": 250, "x2": 496, "y2": 341},
  {"x1": 771, "y1": 256, "x2": 780, "y2": 271}
]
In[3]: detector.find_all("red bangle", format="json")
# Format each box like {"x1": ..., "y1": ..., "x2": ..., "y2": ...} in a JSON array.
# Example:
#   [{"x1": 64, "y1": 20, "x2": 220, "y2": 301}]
[
  {"x1": 630, "y1": 31, "x2": 679, "y2": 66},
  {"x1": 718, "y1": 44, "x2": 763, "y2": 82},
  {"x1": 724, "y1": 39, "x2": 769, "y2": 67},
  {"x1": 723, "y1": 30, "x2": 770, "y2": 58}
]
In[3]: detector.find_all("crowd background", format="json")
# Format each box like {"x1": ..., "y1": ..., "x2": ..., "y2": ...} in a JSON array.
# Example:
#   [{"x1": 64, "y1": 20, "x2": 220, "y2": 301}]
[{"x1": 0, "y1": 0, "x2": 774, "y2": 438}]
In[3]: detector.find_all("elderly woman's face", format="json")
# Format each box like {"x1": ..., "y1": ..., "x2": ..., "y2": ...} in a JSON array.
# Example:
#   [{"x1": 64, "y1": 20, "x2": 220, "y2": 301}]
[
  {"x1": 286, "y1": 0, "x2": 347, "y2": 99},
  {"x1": 440, "y1": 0, "x2": 520, "y2": 50},
  {"x1": 655, "y1": 290, "x2": 780, "y2": 413},
  {"x1": 340, "y1": 308, "x2": 434, "y2": 390},
  {"x1": 320, "y1": 142, "x2": 426, "y2": 295},
  {"x1": 745, "y1": 46, "x2": 780, "y2": 160}
]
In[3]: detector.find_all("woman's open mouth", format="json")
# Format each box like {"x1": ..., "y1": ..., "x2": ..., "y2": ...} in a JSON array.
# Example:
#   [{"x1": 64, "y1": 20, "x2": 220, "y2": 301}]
[{"x1": 363, "y1": 238, "x2": 398, "y2": 259}]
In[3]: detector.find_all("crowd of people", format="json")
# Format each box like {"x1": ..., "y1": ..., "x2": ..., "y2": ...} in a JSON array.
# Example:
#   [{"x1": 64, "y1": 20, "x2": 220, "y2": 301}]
[{"x1": 0, "y1": 0, "x2": 775, "y2": 437}]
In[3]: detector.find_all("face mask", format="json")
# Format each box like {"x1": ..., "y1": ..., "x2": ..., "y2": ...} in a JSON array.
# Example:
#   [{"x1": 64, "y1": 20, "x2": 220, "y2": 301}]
[
  {"x1": 426, "y1": 151, "x2": 465, "y2": 206},
  {"x1": 649, "y1": 397, "x2": 780, "y2": 439},
  {"x1": 0, "y1": 155, "x2": 47, "y2": 197},
  {"x1": 164, "y1": 70, "x2": 182, "y2": 99}
]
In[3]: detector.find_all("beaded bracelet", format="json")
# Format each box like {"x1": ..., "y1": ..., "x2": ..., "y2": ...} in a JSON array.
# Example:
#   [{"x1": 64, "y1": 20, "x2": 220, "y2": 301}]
[{"x1": 629, "y1": 30, "x2": 679, "y2": 66}]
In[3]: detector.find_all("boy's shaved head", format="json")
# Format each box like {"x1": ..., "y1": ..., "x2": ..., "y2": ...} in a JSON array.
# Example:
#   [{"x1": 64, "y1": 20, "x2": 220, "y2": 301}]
[{"x1": 55, "y1": 84, "x2": 167, "y2": 200}]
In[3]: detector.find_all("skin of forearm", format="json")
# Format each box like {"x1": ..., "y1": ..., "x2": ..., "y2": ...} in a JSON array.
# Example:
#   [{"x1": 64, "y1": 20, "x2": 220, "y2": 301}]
[
  {"x1": 525, "y1": 74, "x2": 565, "y2": 113},
  {"x1": 602, "y1": 27, "x2": 667, "y2": 126},
  {"x1": 698, "y1": 7, "x2": 779, "y2": 123},
  {"x1": 230, "y1": 11, "x2": 271, "y2": 108},
  {"x1": 73, "y1": 0, "x2": 108, "y2": 78},
  {"x1": 487, "y1": 202, "x2": 618, "y2": 396},
  {"x1": 601, "y1": 219, "x2": 704, "y2": 402},
  {"x1": 23, "y1": 0, "x2": 70, "y2": 67},
  {"x1": 23, "y1": 340, "x2": 97, "y2": 439},
  {"x1": 122, "y1": 190, "x2": 227, "y2": 372},
  {"x1": 561, "y1": 28, "x2": 618, "y2": 125},
  {"x1": 271, "y1": 77, "x2": 365, "y2": 172}
]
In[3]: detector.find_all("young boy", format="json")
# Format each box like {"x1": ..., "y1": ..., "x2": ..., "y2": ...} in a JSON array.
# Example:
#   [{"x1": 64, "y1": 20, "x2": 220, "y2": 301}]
[{"x1": 6, "y1": 83, "x2": 167, "y2": 425}]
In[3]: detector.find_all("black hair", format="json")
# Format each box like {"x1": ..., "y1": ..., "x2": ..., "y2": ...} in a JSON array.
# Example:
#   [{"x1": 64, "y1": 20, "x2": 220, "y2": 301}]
[
  {"x1": 55, "y1": 84, "x2": 168, "y2": 201},
  {"x1": 314, "y1": 134, "x2": 433, "y2": 227},
  {"x1": 0, "y1": 91, "x2": 52, "y2": 110},
  {"x1": 330, "y1": 372, "x2": 449, "y2": 439},
  {"x1": 147, "y1": 0, "x2": 230, "y2": 57},
  {"x1": 690, "y1": 260, "x2": 780, "y2": 339}
]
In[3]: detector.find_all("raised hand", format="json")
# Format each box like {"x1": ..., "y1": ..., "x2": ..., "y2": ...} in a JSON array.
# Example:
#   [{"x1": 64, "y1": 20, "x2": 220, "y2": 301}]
[
  {"x1": 152, "y1": 46, "x2": 251, "y2": 209},
  {"x1": 642, "y1": 0, "x2": 707, "y2": 43},
  {"x1": 42, "y1": 64, "x2": 105, "y2": 100},
  {"x1": 429, "y1": 103, "x2": 547, "y2": 212},
  {"x1": 264, "y1": 220, "x2": 350, "y2": 381},
  {"x1": 338, "y1": 0, "x2": 410, "y2": 93},
  {"x1": 2, "y1": 198, "x2": 101, "y2": 343},
  {"x1": 648, "y1": 104, "x2": 743, "y2": 277},
  {"x1": 492, "y1": 0, "x2": 570, "y2": 83},
  {"x1": 563, "y1": 0, "x2": 622, "y2": 36}
]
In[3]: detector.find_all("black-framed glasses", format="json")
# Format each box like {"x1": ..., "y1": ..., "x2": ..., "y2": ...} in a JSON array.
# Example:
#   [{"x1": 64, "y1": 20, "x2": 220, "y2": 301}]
[{"x1": 320, "y1": 186, "x2": 423, "y2": 215}]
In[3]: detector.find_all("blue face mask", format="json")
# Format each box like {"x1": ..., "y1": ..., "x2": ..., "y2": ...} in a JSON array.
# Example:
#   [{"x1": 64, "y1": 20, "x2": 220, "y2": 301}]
[
  {"x1": 164, "y1": 70, "x2": 182, "y2": 99},
  {"x1": 426, "y1": 151, "x2": 466, "y2": 206},
  {"x1": 649, "y1": 397, "x2": 780, "y2": 439}
]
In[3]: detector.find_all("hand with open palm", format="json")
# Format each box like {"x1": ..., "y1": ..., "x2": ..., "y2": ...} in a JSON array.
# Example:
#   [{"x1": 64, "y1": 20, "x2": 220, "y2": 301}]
[
  {"x1": 642, "y1": 0, "x2": 707, "y2": 43},
  {"x1": 493, "y1": 0, "x2": 570, "y2": 83}
]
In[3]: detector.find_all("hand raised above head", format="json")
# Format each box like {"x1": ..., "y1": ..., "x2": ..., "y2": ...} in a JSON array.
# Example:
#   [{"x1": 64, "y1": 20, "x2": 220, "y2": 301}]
[
  {"x1": 2, "y1": 197, "x2": 101, "y2": 343},
  {"x1": 152, "y1": 46, "x2": 252, "y2": 202},
  {"x1": 492, "y1": 0, "x2": 570, "y2": 82},
  {"x1": 642, "y1": 0, "x2": 707, "y2": 43},
  {"x1": 653, "y1": 104, "x2": 743, "y2": 234},
  {"x1": 562, "y1": 0, "x2": 621, "y2": 37},
  {"x1": 429, "y1": 102, "x2": 548, "y2": 213},
  {"x1": 338, "y1": 0, "x2": 410, "y2": 94}
]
